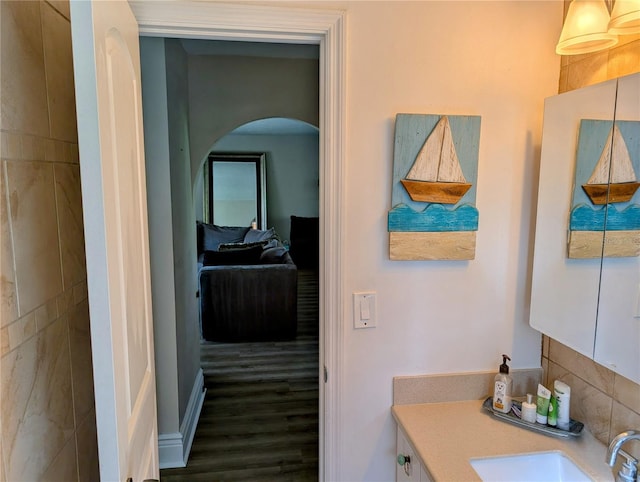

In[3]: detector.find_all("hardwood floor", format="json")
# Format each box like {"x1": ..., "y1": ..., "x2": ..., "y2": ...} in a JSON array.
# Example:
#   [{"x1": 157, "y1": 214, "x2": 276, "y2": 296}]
[{"x1": 160, "y1": 270, "x2": 319, "y2": 481}]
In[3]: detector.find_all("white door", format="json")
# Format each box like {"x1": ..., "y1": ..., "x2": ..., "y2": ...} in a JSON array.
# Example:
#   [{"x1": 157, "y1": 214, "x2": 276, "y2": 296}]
[{"x1": 70, "y1": 1, "x2": 159, "y2": 480}]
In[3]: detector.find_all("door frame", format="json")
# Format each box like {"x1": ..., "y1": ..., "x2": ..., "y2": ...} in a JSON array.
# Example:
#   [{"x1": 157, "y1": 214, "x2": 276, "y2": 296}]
[{"x1": 129, "y1": 2, "x2": 346, "y2": 480}]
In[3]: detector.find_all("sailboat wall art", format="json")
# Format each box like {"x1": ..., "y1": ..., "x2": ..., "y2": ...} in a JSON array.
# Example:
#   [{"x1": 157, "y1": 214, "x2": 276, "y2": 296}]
[
  {"x1": 568, "y1": 119, "x2": 640, "y2": 259},
  {"x1": 388, "y1": 113, "x2": 481, "y2": 260}
]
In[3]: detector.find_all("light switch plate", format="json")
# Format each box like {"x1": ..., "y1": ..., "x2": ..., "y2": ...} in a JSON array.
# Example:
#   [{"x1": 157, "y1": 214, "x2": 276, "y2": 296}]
[{"x1": 353, "y1": 292, "x2": 376, "y2": 328}]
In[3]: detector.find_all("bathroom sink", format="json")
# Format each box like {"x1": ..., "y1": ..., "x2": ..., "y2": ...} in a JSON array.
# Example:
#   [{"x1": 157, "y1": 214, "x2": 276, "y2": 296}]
[{"x1": 470, "y1": 451, "x2": 593, "y2": 482}]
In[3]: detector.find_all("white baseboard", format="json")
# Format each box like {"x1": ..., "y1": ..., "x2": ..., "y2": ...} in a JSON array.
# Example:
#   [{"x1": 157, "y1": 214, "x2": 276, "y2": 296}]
[{"x1": 158, "y1": 368, "x2": 206, "y2": 469}]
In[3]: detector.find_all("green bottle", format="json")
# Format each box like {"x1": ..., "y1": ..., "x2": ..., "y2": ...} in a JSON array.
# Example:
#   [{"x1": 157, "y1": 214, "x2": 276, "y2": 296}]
[{"x1": 547, "y1": 394, "x2": 558, "y2": 426}]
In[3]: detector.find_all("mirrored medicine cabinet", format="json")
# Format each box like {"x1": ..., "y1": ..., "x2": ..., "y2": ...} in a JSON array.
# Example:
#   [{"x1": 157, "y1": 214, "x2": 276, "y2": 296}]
[{"x1": 530, "y1": 72, "x2": 640, "y2": 384}]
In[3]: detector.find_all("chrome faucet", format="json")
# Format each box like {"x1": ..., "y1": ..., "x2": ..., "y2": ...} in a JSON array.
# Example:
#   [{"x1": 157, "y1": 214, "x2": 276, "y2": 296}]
[{"x1": 607, "y1": 431, "x2": 640, "y2": 482}]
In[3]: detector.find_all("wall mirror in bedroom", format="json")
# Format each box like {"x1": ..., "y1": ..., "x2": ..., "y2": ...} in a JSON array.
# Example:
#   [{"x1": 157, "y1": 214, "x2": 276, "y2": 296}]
[{"x1": 204, "y1": 152, "x2": 267, "y2": 229}]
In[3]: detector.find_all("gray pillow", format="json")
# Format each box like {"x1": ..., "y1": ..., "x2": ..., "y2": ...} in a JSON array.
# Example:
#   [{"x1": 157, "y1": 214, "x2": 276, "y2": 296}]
[
  {"x1": 201, "y1": 223, "x2": 250, "y2": 251},
  {"x1": 244, "y1": 227, "x2": 276, "y2": 243}
]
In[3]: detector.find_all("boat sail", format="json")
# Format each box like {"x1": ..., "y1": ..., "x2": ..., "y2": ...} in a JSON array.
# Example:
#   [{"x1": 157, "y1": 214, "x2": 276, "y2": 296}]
[
  {"x1": 401, "y1": 116, "x2": 472, "y2": 204},
  {"x1": 582, "y1": 124, "x2": 640, "y2": 205}
]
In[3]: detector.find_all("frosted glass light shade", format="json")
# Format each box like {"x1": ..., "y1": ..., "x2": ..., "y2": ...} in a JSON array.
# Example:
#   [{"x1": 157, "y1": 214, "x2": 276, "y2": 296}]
[
  {"x1": 608, "y1": 0, "x2": 640, "y2": 34},
  {"x1": 556, "y1": 0, "x2": 619, "y2": 55}
]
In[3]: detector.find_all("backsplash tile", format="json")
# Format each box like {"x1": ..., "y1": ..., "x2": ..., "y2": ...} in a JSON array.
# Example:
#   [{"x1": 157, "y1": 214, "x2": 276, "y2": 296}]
[
  {"x1": 393, "y1": 369, "x2": 542, "y2": 405},
  {"x1": 548, "y1": 339, "x2": 615, "y2": 394},
  {"x1": 548, "y1": 361, "x2": 613, "y2": 444},
  {"x1": 613, "y1": 374, "x2": 640, "y2": 414},
  {"x1": 610, "y1": 402, "x2": 640, "y2": 460}
]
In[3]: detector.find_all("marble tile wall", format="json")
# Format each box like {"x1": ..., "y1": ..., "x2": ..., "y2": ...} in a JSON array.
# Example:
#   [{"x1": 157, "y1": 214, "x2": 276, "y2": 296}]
[
  {"x1": 544, "y1": 1, "x2": 640, "y2": 461},
  {"x1": 1, "y1": 1, "x2": 98, "y2": 480}
]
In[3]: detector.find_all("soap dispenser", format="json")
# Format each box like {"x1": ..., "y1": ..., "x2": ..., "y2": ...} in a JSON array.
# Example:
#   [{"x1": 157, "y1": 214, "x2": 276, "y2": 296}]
[{"x1": 492, "y1": 354, "x2": 513, "y2": 414}]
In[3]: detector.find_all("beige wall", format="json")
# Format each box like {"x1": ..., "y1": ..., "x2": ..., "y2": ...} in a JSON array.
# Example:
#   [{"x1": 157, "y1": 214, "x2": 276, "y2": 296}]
[
  {"x1": 543, "y1": 3, "x2": 640, "y2": 459},
  {"x1": 0, "y1": 1, "x2": 99, "y2": 480}
]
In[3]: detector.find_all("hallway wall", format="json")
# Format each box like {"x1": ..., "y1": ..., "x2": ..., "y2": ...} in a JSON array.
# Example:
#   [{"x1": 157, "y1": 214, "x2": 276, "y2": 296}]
[{"x1": 0, "y1": 1, "x2": 98, "y2": 480}]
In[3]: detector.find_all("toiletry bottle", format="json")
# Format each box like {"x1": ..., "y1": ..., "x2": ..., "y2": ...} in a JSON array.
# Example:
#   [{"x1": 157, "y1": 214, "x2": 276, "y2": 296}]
[
  {"x1": 554, "y1": 380, "x2": 571, "y2": 430},
  {"x1": 547, "y1": 394, "x2": 558, "y2": 426},
  {"x1": 522, "y1": 393, "x2": 537, "y2": 423},
  {"x1": 492, "y1": 354, "x2": 512, "y2": 414},
  {"x1": 536, "y1": 383, "x2": 552, "y2": 424}
]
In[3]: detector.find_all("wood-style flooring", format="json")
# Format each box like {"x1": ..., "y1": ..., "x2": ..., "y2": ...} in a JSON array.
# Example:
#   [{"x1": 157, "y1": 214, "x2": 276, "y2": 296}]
[{"x1": 160, "y1": 269, "x2": 319, "y2": 482}]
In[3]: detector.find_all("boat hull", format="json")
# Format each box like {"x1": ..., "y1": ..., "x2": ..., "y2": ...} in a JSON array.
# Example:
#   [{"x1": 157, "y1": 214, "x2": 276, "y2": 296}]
[
  {"x1": 582, "y1": 182, "x2": 640, "y2": 205},
  {"x1": 401, "y1": 179, "x2": 472, "y2": 204}
]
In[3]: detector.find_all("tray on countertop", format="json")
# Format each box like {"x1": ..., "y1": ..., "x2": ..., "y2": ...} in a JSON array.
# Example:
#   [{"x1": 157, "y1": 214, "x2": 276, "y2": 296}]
[{"x1": 482, "y1": 397, "x2": 584, "y2": 438}]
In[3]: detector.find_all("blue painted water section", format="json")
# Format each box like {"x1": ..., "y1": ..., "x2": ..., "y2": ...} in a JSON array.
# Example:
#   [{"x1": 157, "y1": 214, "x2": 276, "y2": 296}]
[
  {"x1": 388, "y1": 203, "x2": 479, "y2": 232},
  {"x1": 570, "y1": 204, "x2": 640, "y2": 231}
]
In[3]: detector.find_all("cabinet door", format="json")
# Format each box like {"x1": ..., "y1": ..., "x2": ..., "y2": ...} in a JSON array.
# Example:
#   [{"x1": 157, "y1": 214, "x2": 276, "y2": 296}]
[{"x1": 396, "y1": 429, "x2": 421, "y2": 482}]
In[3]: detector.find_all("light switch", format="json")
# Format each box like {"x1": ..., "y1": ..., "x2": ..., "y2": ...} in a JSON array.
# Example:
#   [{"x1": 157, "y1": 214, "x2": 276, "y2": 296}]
[
  {"x1": 360, "y1": 297, "x2": 371, "y2": 320},
  {"x1": 353, "y1": 292, "x2": 376, "y2": 328}
]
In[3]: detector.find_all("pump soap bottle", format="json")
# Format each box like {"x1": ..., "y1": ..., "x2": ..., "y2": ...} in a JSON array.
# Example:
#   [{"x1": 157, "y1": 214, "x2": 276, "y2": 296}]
[{"x1": 492, "y1": 354, "x2": 513, "y2": 414}]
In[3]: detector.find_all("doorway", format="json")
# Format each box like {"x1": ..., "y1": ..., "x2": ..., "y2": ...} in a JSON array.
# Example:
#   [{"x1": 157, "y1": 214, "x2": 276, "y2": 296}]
[{"x1": 131, "y1": 2, "x2": 345, "y2": 480}]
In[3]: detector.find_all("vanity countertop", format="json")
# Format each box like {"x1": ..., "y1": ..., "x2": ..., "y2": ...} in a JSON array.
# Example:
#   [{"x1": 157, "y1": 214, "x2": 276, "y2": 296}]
[{"x1": 392, "y1": 399, "x2": 613, "y2": 481}]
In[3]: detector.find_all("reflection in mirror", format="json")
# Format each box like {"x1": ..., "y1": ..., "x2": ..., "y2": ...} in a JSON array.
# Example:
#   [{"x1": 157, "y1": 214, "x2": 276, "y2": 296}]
[{"x1": 205, "y1": 152, "x2": 267, "y2": 230}]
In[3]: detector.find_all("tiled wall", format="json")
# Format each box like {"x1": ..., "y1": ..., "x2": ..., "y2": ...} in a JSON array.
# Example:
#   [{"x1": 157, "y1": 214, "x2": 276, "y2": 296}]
[
  {"x1": 1, "y1": 1, "x2": 99, "y2": 480},
  {"x1": 543, "y1": 2, "x2": 640, "y2": 458}
]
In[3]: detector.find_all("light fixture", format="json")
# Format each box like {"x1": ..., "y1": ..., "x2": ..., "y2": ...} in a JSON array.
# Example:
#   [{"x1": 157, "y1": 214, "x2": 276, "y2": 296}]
[
  {"x1": 556, "y1": 0, "x2": 619, "y2": 55},
  {"x1": 608, "y1": 0, "x2": 640, "y2": 34}
]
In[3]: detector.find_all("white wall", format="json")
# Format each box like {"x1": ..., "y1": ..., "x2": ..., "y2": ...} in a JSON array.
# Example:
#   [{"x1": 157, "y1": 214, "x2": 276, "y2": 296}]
[
  {"x1": 296, "y1": 2, "x2": 560, "y2": 480},
  {"x1": 212, "y1": 132, "x2": 320, "y2": 241}
]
